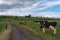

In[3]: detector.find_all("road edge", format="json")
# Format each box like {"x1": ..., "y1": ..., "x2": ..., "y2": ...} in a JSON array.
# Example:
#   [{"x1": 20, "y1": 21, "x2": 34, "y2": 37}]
[{"x1": 0, "y1": 24, "x2": 12, "y2": 40}]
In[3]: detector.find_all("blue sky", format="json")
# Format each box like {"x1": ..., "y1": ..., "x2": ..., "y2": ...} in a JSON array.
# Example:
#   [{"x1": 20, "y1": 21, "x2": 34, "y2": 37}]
[{"x1": 0, "y1": 0, "x2": 60, "y2": 18}]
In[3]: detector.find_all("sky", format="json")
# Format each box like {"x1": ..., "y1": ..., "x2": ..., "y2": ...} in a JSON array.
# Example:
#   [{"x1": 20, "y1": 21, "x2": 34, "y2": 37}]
[{"x1": 0, "y1": 0, "x2": 60, "y2": 18}]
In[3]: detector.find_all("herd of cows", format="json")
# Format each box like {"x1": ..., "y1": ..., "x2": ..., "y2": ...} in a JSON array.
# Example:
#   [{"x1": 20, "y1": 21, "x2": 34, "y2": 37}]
[{"x1": 20, "y1": 20, "x2": 57, "y2": 35}]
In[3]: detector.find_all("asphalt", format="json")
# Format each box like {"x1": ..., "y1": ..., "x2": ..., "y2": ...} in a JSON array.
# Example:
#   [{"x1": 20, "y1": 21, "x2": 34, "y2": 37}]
[{"x1": 10, "y1": 23, "x2": 40, "y2": 40}]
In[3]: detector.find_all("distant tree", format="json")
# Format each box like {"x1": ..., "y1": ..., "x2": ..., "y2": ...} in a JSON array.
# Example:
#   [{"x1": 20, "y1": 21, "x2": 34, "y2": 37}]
[
  {"x1": 25, "y1": 14, "x2": 31, "y2": 17},
  {"x1": 28, "y1": 15, "x2": 31, "y2": 17},
  {"x1": 15, "y1": 16, "x2": 18, "y2": 18}
]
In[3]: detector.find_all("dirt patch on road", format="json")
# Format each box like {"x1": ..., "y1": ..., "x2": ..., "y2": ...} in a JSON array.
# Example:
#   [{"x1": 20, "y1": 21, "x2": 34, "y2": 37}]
[{"x1": 0, "y1": 24, "x2": 12, "y2": 40}]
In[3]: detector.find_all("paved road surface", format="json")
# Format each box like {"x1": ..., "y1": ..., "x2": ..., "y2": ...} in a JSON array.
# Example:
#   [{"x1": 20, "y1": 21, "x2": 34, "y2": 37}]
[{"x1": 10, "y1": 23, "x2": 39, "y2": 40}]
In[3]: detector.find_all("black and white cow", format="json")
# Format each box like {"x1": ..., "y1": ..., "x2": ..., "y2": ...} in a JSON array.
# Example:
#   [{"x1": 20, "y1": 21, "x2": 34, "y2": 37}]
[{"x1": 35, "y1": 20, "x2": 57, "y2": 35}]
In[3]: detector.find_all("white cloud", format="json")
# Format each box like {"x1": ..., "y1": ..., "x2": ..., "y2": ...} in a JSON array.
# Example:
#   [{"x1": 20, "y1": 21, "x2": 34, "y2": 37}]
[
  {"x1": 38, "y1": 0, "x2": 60, "y2": 10},
  {"x1": 0, "y1": 0, "x2": 3, "y2": 4},
  {"x1": 35, "y1": 0, "x2": 60, "y2": 10},
  {"x1": 0, "y1": 8, "x2": 60, "y2": 18},
  {"x1": 20, "y1": 0, "x2": 60, "y2": 11},
  {"x1": 0, "y1": 8, "x2": 33, "y2": 16},
  {"x1": 0, "y1": 0, "x2": 17, "y2": 5},
  {"x1": 0, "y1": 0, "x2": 60, "y2": 11},
  {"x1": 0, "y1": 0, "x2": 60, "y2": 18},
  {"x1": 32, "y1": 12, "x2": 60, "y2": 18}
]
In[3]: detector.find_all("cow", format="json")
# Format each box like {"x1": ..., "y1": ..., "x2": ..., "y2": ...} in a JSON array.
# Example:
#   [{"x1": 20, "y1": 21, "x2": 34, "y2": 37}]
[
  {"x1": 20, "y1": 20, "x2": 26, "y2": 25},
  {"x1": 35, "y1": 20, "x2": 57, "y2": 35}
]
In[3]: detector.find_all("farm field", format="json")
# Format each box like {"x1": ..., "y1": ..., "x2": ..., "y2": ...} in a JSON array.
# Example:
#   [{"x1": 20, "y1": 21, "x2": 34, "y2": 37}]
[
  {"x1": 15, "y1": 17, "x2": 60, "y2": 40},
  {"x1": 25, "y1": 20, "x2": 60, "y2": 40},
  {"x1": 0, "y1": 16, "x2": 60, "y2": 40}
]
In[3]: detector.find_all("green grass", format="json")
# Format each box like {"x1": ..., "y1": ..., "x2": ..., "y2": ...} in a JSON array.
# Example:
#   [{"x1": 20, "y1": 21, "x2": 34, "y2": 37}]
[
  {"x1": 16, "y1": 19, "x2": 60, "y2": 40},
  {"x1": 26, "y1": 20, "x2": 60, "y2": 40},
  {"x1": 0, "y1": 16, "x2": 60, "y2": 40},
  {"x1": 0, "y1": 23, "x2": 7, "y2": 32}
]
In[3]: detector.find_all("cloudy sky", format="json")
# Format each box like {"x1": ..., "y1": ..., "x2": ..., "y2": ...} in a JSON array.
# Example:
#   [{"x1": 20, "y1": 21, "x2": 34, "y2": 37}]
[{"x1": 0, "y1": 0, "x2": 60, "y2": 18}]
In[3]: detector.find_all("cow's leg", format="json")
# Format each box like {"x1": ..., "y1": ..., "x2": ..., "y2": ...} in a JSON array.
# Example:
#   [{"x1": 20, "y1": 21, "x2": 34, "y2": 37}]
[
  {"x1": 49, "y1": 26, "x2": 56, "y2": 35},
  {"x1": 42, "y1": 28, "x2": 45, "y2": 33},
  {"x1": 54, "y1": 28, "x2": 56, "y2": 35},
  {"x1": 40, "y1": 26, "x2": 43, "y2": 32}
]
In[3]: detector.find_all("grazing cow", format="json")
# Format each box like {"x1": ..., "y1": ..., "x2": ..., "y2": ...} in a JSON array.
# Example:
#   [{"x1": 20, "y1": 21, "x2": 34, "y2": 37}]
[
  {"x1": 20, "y1": 20, "x2": 26, "y2": 25},
  {"x1": 35, "y1": 20, "x2": 57, "y2": 35}
]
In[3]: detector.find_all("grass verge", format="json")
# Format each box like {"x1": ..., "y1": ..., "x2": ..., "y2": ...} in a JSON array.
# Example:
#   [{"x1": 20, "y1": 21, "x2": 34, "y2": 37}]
[
  {"x1": 0, "y1": 23, "x2": 12, "y2": 40},
  {"x1": 15, "y1": 20, "x2": 60, "y2": 40}
]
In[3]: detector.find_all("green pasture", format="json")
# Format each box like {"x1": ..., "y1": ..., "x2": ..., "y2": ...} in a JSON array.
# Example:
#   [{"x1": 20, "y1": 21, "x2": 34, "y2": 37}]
[
  {"x1": 25, "y1": 20, "x2": 60, "y2": 40},
  {"x1": 0, "y1": 16, "x2": 60, "y2": 40},
  {"x1": 16, "y1": 17, "x2": 60, "y2": 40}
]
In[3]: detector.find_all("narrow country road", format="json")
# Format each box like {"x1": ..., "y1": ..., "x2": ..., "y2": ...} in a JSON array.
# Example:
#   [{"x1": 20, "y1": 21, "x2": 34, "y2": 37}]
[{"x1": 10, "y1": 23, "x2": 39, "y2": 40}]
